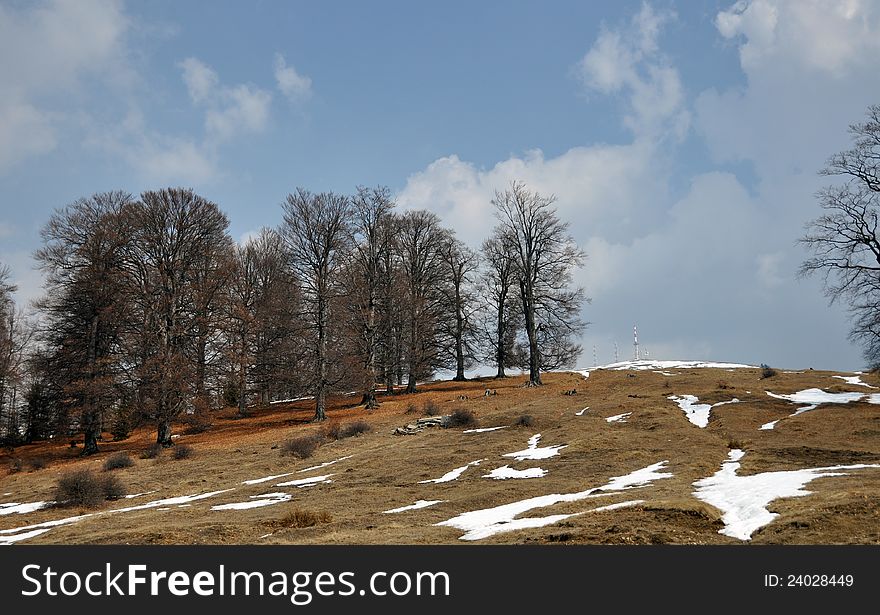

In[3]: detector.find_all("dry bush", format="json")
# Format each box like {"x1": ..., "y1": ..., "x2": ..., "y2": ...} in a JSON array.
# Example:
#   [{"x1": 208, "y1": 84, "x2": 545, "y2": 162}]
[
  {"x1": 446, "y1": 408, "x2": 477, "y2": 428},
  {"x1": 760, "y1": 364, "x2": 778, "y2": 379},
  {"x1": 275, "y1": 508, "x2": 333, "y2": 528},
  {"x1": 28, "y1": 457, "x2": 48, "y2": 471},
  {"x1": 281, "y1": 435, "x2": 321, "y2": 459},
  {"x1": 338, "y1": 420, "x2": 371, "y2": 439},
  {"x1": 103, "y1": 452, "x2": 134, "y2": 471},
  {"x1": 140, "y1": 444, "x2": 162, "y2": 459},
  {"x1": 717, "y1": 380, "x2": 732, "y2": 390},
  {"x1": 405, "y1": 402, "x2": 419, "y2": 415},
  {"x1": 8, "y1": 458, "x2": 23, "y2": 474},
  {"x1": 172, "y1": 444, "x2": 194, "y2": 460},
  {"x1": 422, "y1": 400, "x2": 441, "y2": 416},
  {"x1": 54, "y1": 469, "x2": 126, "y2": 508},
  {"x1": 320, "y1": 422, "x2": 342, "y2": 441},
  {"x1": 515, "y1": 414, "x2": 535, "y2": 428}
]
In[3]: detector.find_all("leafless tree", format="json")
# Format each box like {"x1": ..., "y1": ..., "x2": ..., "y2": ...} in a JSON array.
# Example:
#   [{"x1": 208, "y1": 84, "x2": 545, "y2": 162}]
[
  {"x1": 437, "y1": 236, "x2": 481, "y2": 381},
  {"x1": 801, "y1": 104, "x2": 880, "y2": 365},
  {"x1": 281, "y1": 189, "x2": 352, "y2": 421},
  {"x1": 0, "y1": 266, "x2": 30, "y2": 444},
  {"x1": 492, "y1": 181, "x2": 587, "y2": 385},
  {"x1": 34, "y1": 193, "x2": 134, "y2": 454},
  {"x1": 480, "y1": 234, "x2": 521, "y2": 378},
  {"x1": 124, "y1": 188, "x2": 232, "y2": 446}
]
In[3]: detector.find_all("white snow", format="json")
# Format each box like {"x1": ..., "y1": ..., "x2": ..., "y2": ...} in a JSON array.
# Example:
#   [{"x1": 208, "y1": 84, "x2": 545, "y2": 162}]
[
  {"x1": 0, "y1": 512, "x2": 96, "y2": 546},
  {"x1": 112, "y1": 489, "x2": 235, "y2": 514},
  {"x1": 579, "y1": 360, "x2": 755, "y2": 374},
  {"x1": 759, "y1": 420, "x2": 781, "y2": 431},
  {"x1": 693, "y1": 449, "x2": 880, "y2": 541},
  {"x1": 589, "y1": 500, "x2": 644, "y2": 513},
  {"x1": 462, "y1": 426, "x2": 509, "y2": 433},
  {"x1": 654, "y1": 371, "x2": 678, "y2": 376},
  {"x1": 764, "y1": 388, "x2": 868, "y2": 428},
  {"x1": 123, "y1": 491, "x2": 157, "y2": 499},
  {"x1": 276, "y1": 474, "x2": 333, "y2": 488},
  {"x1": 605, "y1": 412, "x2": 631, "y2": 423},
  {"x1": 668, "y1": 395, "x2": 740, "y2": 428},
  {"x1": 437, "y1": 461, "x2": 672, "y2": 540},
  {"x1": 298, "y1": 455, "x2": 354, "y2": 473},
  {"x1": 502, "y1": 434, "x2": 567, "y2": 461},
  {"x1": 833, "y1": 375, "x2": 877, "y2": 388},
  {"x1": 575, "y1": 407, "x2": 589, "y2": 416},
  {"x1": 270, "y1": 396, "x2": 314, "y2": 404},
  {"x1": 0, "y1": 501, "x2": 52, "y2": 516},
  {"x1": 211, "y1": 492, "x2": 292, "y2": 511},
  {"x1": 243, "y1": 472, "x2": 295, "y2": 485},
  {"x1": 383, "y1": 500, "x2": 446, "y2": 514},
  {"x1": 419, "y1": 460, "x2": 485, "y2": 484},
  {"x1": 482, "y1": 465, "x2": 547, "y2": 480}
]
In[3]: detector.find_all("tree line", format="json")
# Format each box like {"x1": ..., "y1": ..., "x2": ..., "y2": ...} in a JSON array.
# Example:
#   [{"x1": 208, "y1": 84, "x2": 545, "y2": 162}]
[{"x1": 0, "y1": 181, "x2": 586, "y2": 453}]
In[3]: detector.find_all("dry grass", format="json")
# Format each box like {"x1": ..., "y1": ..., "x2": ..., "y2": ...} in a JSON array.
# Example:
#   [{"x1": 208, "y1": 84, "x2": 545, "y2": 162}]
[{"x1": 273, "y1": 508, "x2": 333, "y2": 529}]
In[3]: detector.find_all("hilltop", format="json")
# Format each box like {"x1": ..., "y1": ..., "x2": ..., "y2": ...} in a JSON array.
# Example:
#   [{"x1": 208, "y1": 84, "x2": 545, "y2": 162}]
[{"x1": 2, "y1": 361, "x2": 880, "y2": 545}]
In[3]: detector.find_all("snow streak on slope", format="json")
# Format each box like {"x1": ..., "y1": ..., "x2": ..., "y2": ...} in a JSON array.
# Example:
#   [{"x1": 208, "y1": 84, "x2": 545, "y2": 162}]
[
  {"x1": 383, "y1": 500, "x2": 446, "y2": 514},
  {"x1": 0, "y1": 502, "x2": 52, "y2": 516},
  {"x1": 579, "y1": 360, "x2": 755, "y2": 374},
  {"x1": 462, "y1": 426, "x2": 508, "y2": 433},
  {"x1": 437, "y1": 461, "x2": 672, "y2": 540},
  {"x1": 211, "y1": 492, "x2": 292, "y2": 511},
  {"x1": 419, "y1": 460, "x2": 485, "y2": 484},
  {"x1": 762, "y1": 388, "x2": 868, "y2": 429},
  {"x1": 832, "y1": 375, "x2": 876, "y2": 388},
  {"x1": 482, "y1": 465, "x2": 547, "y2": 480},
  {"x1": 502, "y1": 434, "x2": 567, "y2": 461},
  {"x1": 693, "y1": 450, "x2": 880, "y2": 541},
  {"x1": 276, "y1": 475, "x2": 333, "y2": 488},
  {"x1": 667, "y1": 395, "x2": 740, "y2": 428}
]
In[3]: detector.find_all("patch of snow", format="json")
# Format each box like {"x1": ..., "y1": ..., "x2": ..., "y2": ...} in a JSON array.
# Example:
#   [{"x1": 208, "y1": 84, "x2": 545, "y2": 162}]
[
  {"x1": 0, "y1": 501, "x2": 52, "y2": 516},
  {"x1": 212, "y1": 492, "x2": 293, "y2": 511},
  {"x1": 298, "y1": 455, "x2": 354, "y2": 473},
  {"x1": 833, "y1": 375, "x2": 877, "y2": 388},
  {"x1": 693, "y1": 449, "x2": 880, "y2": 541},
  {"x1": 462, "y1": 426, "x2": 509, "y2": 433},
  {"x1": 276, "y1": 474, "x2": 333, "y2": 488},
  {"x1": 574, "y1": 370, "x2": 590, "y2": 379},
  {"x1": 765, "y1": 389, "x2": 867, "y2": 427},
  {"x1": 668, "y1": 395, "x2": 740, "y2": 428},
  {"x1": 383, "y1": 500, "x2": 446, "y2": 514},
  {"x1": 605, "y1": 412, "x2": 631, "y2": 423},
  {"x1": 502, "y1": 434, "x2": 567, "y2": 461},
  {"x1": 113, "y1": 490, "x2": 235, "y2": 514},
  {"x1": 783, "y1": 371, "x2": 803, "y2": 374},
  {"x1": 579, "y1": 360, "x2": 755, "y2": 374},
  {"x1": 654, "y1": 371, "x2": 678, "y2": 376},
  {"x1": 123, "y1": 491, "x2": 157, "y2": 499},
  {"x1": 270, "y1": 396, "x2": 314, "y2": 404},
  {"x1": 0, "y1": 512, "x2": 97, "y2": 545},
  {"x1": 482, "y1": 465, "x2": 547, "y2": 480},
  {"x1": 419, "y1": 460, "x2": 485, "y2": 484},
  {"x1": 759, "y1": 420, "x2": 780, "y2": 431},
  {"x1": 243, "y1": 472, "x2": 295, "y2": 485},
  {"x1": 589, "y1": 500, "x2": 644, "y2": 513},
  {"x1": 437, "y1": 461, "x2": 672, "y2": 540},
  {"x1": 575, "y1": 407, "x2": 589, "y2": 416}
]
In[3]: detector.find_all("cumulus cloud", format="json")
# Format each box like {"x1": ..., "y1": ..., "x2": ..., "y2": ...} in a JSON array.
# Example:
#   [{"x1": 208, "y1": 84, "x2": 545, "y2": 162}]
[
  {"x1": 179, "y1": 57, "x2": 219, "y2": 103},
  {"x1": 274, "y1": 53, "x2": 312, "y2": 102}
]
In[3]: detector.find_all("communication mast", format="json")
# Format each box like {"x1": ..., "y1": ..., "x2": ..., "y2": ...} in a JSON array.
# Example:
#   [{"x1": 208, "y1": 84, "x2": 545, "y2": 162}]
[{"x1": 633, "y1": 325, "x2": 640, "y2": 361}]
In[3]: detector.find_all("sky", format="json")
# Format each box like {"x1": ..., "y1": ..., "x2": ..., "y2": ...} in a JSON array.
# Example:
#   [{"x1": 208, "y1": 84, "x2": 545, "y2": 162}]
[{"x1": 2, "y1": 0, "x2": 880, "y2": 371}]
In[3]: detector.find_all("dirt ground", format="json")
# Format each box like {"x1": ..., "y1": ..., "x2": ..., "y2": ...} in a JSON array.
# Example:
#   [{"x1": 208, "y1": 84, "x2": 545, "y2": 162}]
[{"x1": 2, "y1": 365, "x2": 880, "y2": 545}]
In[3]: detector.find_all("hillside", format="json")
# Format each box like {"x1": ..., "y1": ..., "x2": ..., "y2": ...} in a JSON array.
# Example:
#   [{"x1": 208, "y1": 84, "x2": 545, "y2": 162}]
[{"x1": 2, "y1": 361, "x2": 880, "y2": 545}]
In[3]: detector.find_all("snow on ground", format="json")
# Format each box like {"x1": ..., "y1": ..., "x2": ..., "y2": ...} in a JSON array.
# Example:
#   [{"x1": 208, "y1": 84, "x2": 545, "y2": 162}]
[
  {"x1": 759, "y1": 420, "x2": 780, "y2": 431},
  {"x1": 211, "y1": 492, "x2": 292, "y2": 511},
  {"x1": 112, "y1": 490, "x2": 235, "y2": 514},
  {"x1": 0, "y1": 512, "x2": 98, "y2": 545},
  {"x1": 298, "y1": 455, "x2": 354, "y2": 473},
  {"x1": 575, "y1": 407, "x2": 589, "y2": 416},
  {"x1": 123, "y1": 491, "x2": 157, "y2": 499},
  {"x1": 0, "y1": 501, "x2": 52, "y2": 516},
  {"x1": 437, "y1": 462, "x2": 672, "y2": 540},
  {"x1": 605, "y1": 412, "x2": 631, "y2": 423},
  {"x1": 462, "y1": 426, "x2": 508, "y2": 433},
  {"x1": 762, "y1": 388, "x2": 868, "y2": 429},
  {"x1": 833, "y1": 375, "x2": 877, "y2": 388},
  {"x1": 276, "y1": 474, "x2": 333, "y2": 488},
  {"x1": 383, "y1": 500, "x2": 446, "y2": 514},
  {"x1": 693, "y1": 450, "x2": 880, "y2": 541},
  {"x1": 579, "y1": 360, "x2": 755, "y2": 374},
  {"x1": 502, "y1": 434, "x2": 567, "y2": 461},
  {"x1": 482, "y1": 465, "x2": 547, "y2": 480},
  {"x1": 667, "y1": 395, "x2": 740, "y2": 428},
  {"x1": 590, "y1": 500, "x2": 645, "y2": 513},
  {"x1": 270, "y1": 396, "x2": 314, "y2": 404},
  {"x1": 419, "y1": 460, "x2": 485, "y2": 484},
  {"x1": 654, "y1": 371, "x2": 678, "y2": 376},
  {"x1": 243, "y1": 472, "x2": 295, "y2": 485}
]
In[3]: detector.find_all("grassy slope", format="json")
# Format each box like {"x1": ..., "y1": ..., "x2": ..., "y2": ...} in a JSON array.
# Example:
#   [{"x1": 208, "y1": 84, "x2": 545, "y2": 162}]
[{"x1": 2, "y1": 366, "x2": 880, "y2": 545}]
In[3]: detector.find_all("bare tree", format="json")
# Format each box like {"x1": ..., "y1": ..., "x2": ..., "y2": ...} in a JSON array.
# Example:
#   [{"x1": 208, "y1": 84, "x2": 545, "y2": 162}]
[
  {"x1": 34, "y1": 193, "x2": 134, "y2": 454},
  {"x1": 480, "y1": 234, "x2": 521, "y2": 378},
  {"x1": 0, "y1": 266, "x2": 30, "y2": 444},
  {"x1": 281, "y1": 189, "x2": 352, "y2": 421},
  {"x1": 800, "y1": 104, "x2": 880, "y2": 365},
  {"x1": 396, "y1": 210, "x2": 448, "y2": 393},
  {"x1": 125, "y1": 188, "x2": 232, "y2": 446},
  {"x1": 438, "y1": 236, "x2": 480, "y2": 381},
  {"x1": 492, "y1": 181, "x2": 587, "y2": 385}
]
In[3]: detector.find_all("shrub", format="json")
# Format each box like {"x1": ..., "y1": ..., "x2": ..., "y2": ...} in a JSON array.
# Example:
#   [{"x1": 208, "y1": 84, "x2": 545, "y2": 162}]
[
  {"x1": 717, "y1": 380, "x2": 732, "y2": 390},
  {"x1": 54, "y1": 469, "x2": 126, "y2": 507},
  {"x1": 8, "y1": 458, "x2": 23, "y2": 474},
  {"x1": 446, "y1": 408, "x2": 477, "y2": 428},
  {"x1": 320, "y1": 422, "x2": 342, "y2": 441},
  {"x1": 515, "y1": 414, "x2": 535, "y2": 428},
  {"x1": 405, "y1": 402, "x2": 419, "y2": 415},
  {"x1": 140, "y1": 443, "x2": 162, "y2": 459},
  {"x1": 103, "y1": 452, "x2": 134, "y2": 471},
  {"x1": 110, "y1": 408, "x2": 131, "y2": 441},
  {"x1": 338, "y1": 420, "x2": 371, "y2": 439},
  {"x1": 172, "y1": 444, "x2": 194, "y2": 460},
  {"x1": 275, "y1": 508, "x2": 332, "y2": 528},
  {"x1": 281, "y1": 435, "x2": 321, "y2": 459},
  {"x1": 422, "y1": 400, "x2": 440, "y2": 416},
  {"x1": 28, "y1": 457, "x2": 48, "y2": 471},
  {"x1": 760, "y1": 363, "x2": 777, "y2": 379}
]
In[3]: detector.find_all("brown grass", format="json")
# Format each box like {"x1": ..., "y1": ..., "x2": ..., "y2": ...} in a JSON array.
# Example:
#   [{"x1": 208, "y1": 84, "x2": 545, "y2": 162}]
[{"x1": 273, "y1": 508, "x2": 333, "y2": 529}]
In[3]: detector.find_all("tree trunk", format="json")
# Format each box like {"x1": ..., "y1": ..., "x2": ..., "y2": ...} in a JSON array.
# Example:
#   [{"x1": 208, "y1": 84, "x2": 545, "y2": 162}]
[
  {"x1": 157, "y1": 419, "x2": 173, "y2": 447},
  {"x1": 522, "y1": 282, "x2": 542, "y2": 386},
  {"x1": 361, "y1": 390, "x2": 379, "y2": 410},
  {"x1": 495, "y1": 288, "x2": 507, "y2": 378},
  {"x1": 407, "y1": 310, "x2": 418, "y2": 393},
  {"x1": 82, "y1": 421, "x2": 100, "y2": 456},
  {"x1": 453, "y1": 288, "x2": 466, "y2": 381},
  {"x1": 237, "y1": 332, "x2": 248, "y2": 417},
  {"x1": 314, "y1": 295, "x2": 328, "y2": 422}
]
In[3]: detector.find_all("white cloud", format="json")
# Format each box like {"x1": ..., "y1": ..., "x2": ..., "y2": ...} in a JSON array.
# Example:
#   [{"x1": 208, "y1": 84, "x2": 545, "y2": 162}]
[
  {"x1": 179, "y1": 57, "x2": 219, "y2": 103},
  {"x1": 274, "y1": 53, "x2": 312, "y2": 102},
  {"x1": 576, "y1": 2, "x2": 688, "y2": 140},
  {"x1": 0, "y1": 0, "x2": 129, "y2": 171}
]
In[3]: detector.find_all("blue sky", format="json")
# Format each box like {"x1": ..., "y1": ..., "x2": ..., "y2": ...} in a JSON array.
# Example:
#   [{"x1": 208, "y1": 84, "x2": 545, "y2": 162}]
[{"x1": 2, "y1": 0, "x2": 880, "y2": 370}]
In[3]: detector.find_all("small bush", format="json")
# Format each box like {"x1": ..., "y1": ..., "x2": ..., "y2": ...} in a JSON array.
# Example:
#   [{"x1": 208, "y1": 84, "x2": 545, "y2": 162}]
[
  {"x1": 760, "y1": 363, "x2": 777, "y2": 379},
  {"x1": 140, "y1": 444, "x2": 162, "y2": 459},
  {"x1": 446, "y1": 408, "x2": 477, "y2": 428},
  {"x1": 515, "y1": 414, "x2": 535, "y2": 428},
  {"x1": 110, "y1": 408, "x2": 131, "y2": 441},
  {"x1": 172, "y1": 444, "x2": 194, "y2": 460},
  {"x1": 8, "y1": 458, "x2": 23, "y2": 474},
  {"x1": 103, "y1": 452, "x2": 134, "y2": 471},
  {"x1": 28, "y1": 457, "x2": 48, "y2": 471},
  {"x1": 338, "y1": 420, "x2": 371, "y2": 439},
  {"x1": 717, "y1": 380, "x2": 732, "y2": 390},
  {"x1": 320, "y1": 422, "x2": 342, "y2": 441},
  {"x1": 54, "y1": 469, "x2": 126, "y2": 508},
  {"x1": 422, "y1": 400, "x2": 440, "y2": 416},
  {"x1": 281, "y1": 435, "x2": 321, "y2": 459},
  {"x1": 275, "y1": 508, "x2": 332, "y2": 528},
  {"x1": 404, "y1": 402, "x2": 419, "y2": 415},
  {"x1": 727, "y1": 438, "x2": 747, "y2": 450}
]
